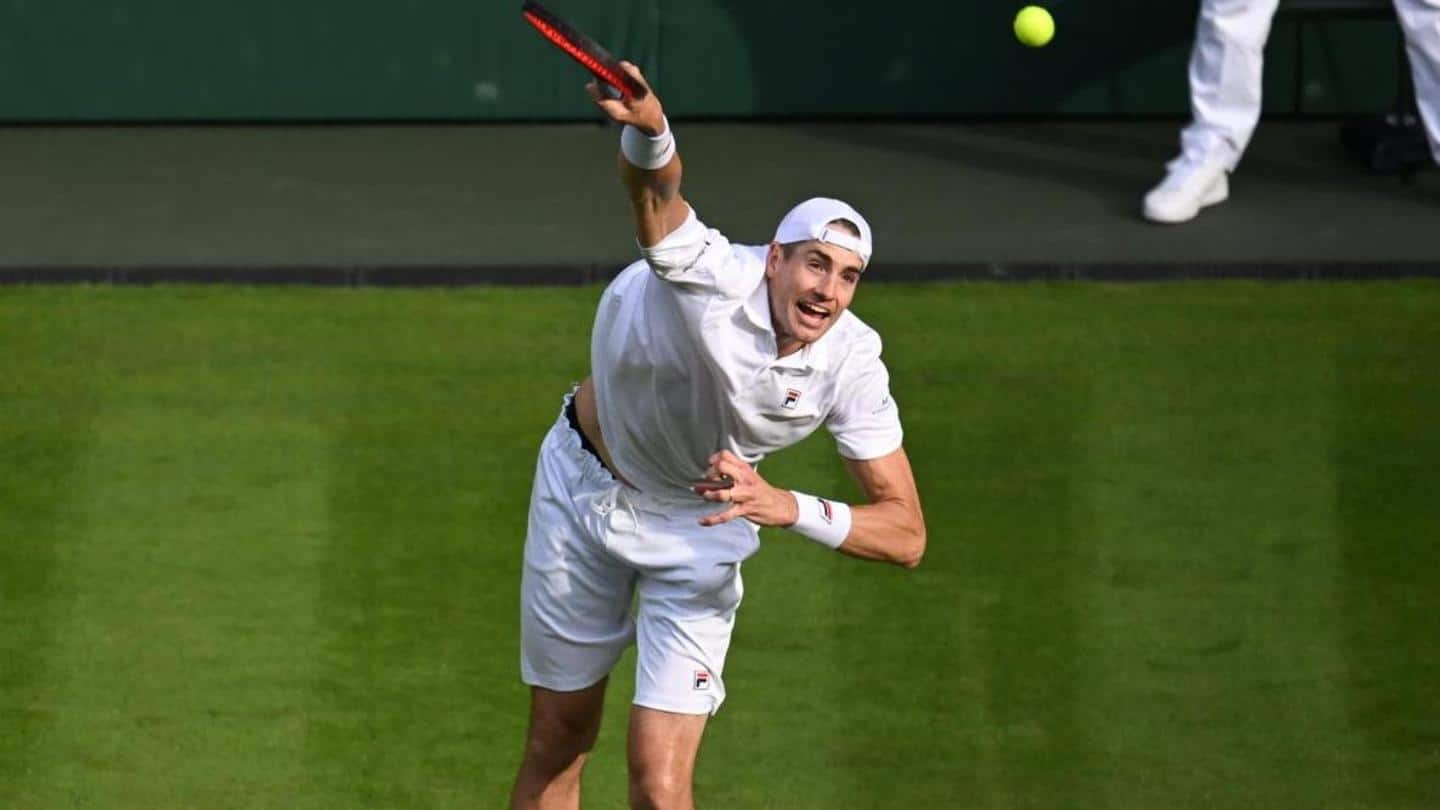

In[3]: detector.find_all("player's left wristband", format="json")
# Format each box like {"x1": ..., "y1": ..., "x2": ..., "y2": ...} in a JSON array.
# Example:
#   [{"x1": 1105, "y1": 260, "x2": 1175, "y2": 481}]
[
  {"x1": 621, "y1": 117, "x2": 675, "y2": 170},
  {"x1": 788, "y1": 491, "x2": 852, "y2": 550}
]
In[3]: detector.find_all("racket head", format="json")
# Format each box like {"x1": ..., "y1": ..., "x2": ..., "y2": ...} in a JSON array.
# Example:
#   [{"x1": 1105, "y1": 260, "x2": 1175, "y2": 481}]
[
  {"x1": 521, "y1": 0, "x2": 649, "y2": 101},
  {"x1": 691, "y1": 474, "x2": 736, "y2": 494}
]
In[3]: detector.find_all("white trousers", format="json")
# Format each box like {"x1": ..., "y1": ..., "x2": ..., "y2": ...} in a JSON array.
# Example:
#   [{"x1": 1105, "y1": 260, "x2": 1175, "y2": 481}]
[
  {"x1": 1182, "y1": 0, "x2": 1440, "y2": 166},
  {"x1": 519, "y1": 394, "x2": 760, "y2": 716}
]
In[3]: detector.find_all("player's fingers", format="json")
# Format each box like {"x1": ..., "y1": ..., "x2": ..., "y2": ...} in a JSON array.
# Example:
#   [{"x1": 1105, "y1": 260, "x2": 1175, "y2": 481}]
[
  {"x1": 584, "y1": 80, "x2": 611, "y2": 107},
  {"x1": 708, "y1": 450, "x2": 733, "y2": 470},
  {"x1": 699, "y1": 486, "x2": 732, "y2": 503},
  {"x1": 698, "y1": 504, "x2": 744, "y2": 527},
  {"x1": 713, "y1": 455, "x2": 750, "y2": 483},
  {"x1": 585, "y1": 81, "x2": 628, "y2": 116},
  {"x1": 617, "y1": 60, "x2": 651, "y2": 92},
  {"x1": 706, "y1": 452, "x2": 740, "y2": 481}
]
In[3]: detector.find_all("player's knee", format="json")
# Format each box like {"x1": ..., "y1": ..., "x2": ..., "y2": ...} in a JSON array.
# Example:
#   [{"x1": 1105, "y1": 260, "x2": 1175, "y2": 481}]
[
  {"x1": 628, "y1": 767, "x2": 691, "y2": 810},
  {"x1": 528, "y1": 719, "x2": 598, "y2": 761},
  {"x1": 525, "y1": 708, "x2": 602, "y2": 770}
]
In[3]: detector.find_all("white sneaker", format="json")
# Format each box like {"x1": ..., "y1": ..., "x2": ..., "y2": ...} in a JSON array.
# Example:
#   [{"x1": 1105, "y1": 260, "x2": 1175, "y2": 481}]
[{"x1": 1142, "y1": 153, "x2": 1230, "y2": 224}]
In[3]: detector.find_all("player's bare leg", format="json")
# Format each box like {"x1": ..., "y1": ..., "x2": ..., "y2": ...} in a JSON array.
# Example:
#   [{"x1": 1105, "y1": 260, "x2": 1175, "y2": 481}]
[
  {"x1": 511, "y1": 679, "x2": 610, "y2": 810},
  {"x1": 627, "y1": 706, "x2": 708, "y2": 810}
]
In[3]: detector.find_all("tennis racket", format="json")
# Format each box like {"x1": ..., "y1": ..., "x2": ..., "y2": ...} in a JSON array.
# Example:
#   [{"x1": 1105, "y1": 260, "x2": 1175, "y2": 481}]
[{"x1": 521, "y1": 1, "x2": 648, "y2": 101}]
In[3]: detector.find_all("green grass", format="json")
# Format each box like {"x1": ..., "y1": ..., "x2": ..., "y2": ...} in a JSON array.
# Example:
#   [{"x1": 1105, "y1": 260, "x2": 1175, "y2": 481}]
[{"x1": 1, "y1": 282, "x2": 1437, "y2": 809}]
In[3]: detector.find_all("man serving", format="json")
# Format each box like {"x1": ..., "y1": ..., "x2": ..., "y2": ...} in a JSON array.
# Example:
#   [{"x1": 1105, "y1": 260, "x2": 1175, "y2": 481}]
[{"x1": 511, "y1": 63, "x2": 927, "y2": 810}]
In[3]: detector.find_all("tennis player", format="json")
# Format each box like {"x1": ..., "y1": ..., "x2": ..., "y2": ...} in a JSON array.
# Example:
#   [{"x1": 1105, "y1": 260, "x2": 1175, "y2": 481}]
[{"x1": 510, "y1": 62, "x2": 926, "y2": 810}]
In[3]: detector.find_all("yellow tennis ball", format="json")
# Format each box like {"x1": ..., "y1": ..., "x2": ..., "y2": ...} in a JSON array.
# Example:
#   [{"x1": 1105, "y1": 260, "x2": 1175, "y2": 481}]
[{"x1": 1014, "y1": 6, "x2": 1054, "y2": 48}]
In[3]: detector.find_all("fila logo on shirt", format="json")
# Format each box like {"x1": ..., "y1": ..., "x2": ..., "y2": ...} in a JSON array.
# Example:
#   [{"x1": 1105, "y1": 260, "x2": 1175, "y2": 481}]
[
  {"x1": 694, "y1": 670, "x2": 711, "y2": 690},
  {"x1": 782, "y1": 388, "x2": 802, "y2": 409}
]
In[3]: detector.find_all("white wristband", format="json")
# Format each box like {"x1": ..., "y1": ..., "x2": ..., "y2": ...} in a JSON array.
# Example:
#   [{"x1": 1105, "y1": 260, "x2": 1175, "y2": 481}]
[
  {"x1": 621, "y1": 117, "x2": 676, "y2": 170},
  {"x1": 788, "y1": 491, "x2": 852, "y2": 550}
]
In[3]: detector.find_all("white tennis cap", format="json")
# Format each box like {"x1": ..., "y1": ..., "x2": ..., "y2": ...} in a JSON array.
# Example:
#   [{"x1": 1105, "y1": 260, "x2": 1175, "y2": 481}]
[{"x1": 773, "y1": 197, "x2": 873, "y2": 269}]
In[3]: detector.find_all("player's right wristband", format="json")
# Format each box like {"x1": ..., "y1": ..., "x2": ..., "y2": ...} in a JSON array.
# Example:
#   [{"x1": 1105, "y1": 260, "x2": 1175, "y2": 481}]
[
  {"x1": 620, "y1": 117, "x2": 675, "y2": 170},
  {"x1": 788, "y1": 491, "x2": 852, "y2": 550}
]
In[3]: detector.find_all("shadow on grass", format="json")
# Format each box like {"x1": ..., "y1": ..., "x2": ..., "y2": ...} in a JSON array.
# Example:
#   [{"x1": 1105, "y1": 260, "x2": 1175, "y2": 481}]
[
  {"x1": 0, "y1": 317, "x2": 98, "y2": 803},
  {"x1": 1335, "y1": 316, "x2": 1440, "y2": 805}
]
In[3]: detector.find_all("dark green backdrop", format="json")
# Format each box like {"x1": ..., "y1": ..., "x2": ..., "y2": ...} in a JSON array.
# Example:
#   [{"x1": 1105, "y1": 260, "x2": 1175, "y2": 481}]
[{"x1": 0, "y1": 0, "x2": 1402, "y2": 122}]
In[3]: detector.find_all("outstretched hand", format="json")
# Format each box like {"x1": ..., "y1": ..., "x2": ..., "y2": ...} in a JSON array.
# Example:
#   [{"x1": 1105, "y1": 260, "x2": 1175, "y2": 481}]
[
  {"x1": 695, "y1": 450, "x2": 800, "y2": 528},
  {"x1": 586, "y1": 61, "x2": 666, "y2": 135}
]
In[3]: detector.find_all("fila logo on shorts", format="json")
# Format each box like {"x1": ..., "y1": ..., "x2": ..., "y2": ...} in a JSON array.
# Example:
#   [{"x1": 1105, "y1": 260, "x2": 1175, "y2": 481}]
[
  {"x1": 782, "y1": 388, "x2": 802, "y2": 409},
  {"x1": 694, "y1": 670, "x2": 711, "y2": 690}
]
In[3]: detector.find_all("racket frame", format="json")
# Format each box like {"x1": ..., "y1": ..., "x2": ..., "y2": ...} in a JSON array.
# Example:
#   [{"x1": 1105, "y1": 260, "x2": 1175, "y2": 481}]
[{"x1": 521, "y1": 1, "x2": 648, "y2": 100}]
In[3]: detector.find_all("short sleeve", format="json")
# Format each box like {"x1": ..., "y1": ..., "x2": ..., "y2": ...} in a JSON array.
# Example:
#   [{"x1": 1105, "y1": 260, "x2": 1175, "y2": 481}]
[
  {"x1": 638, "y1": 207, "x2": 757, "y2": 300},
  {"x1": 825, "y1": 330, "x2": 904, "y2": 460}
]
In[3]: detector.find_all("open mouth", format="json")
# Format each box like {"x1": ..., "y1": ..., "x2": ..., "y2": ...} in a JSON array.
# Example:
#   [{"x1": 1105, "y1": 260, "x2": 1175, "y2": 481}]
[{"x1": 796, "y1": 300, "x2": 831, "y2": 327}]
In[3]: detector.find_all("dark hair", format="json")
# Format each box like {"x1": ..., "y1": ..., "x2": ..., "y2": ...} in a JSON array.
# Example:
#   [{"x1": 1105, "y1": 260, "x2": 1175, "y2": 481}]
[{"x1": 779, "y1": 218, "x2": 861, "y2": 259}]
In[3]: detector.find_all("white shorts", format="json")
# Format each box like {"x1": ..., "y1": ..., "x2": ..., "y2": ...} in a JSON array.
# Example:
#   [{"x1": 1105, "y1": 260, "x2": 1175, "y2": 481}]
[{"x1": 519, "y1": 394, "x2": 761, "y2": 716}]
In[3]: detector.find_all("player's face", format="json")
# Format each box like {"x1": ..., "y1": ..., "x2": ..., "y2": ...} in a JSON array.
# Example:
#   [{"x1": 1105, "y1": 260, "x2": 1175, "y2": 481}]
[{"x1": 765, "y1": 240, "x2": 863, "y2": 351}]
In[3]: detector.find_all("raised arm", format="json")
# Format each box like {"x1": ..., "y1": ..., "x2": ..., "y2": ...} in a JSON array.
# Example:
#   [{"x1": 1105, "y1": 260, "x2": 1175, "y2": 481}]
[
  {"x1": 586, "y1": 62, "x2": 691, "y2": 247},
  {"x1": 696, "y1": 447, "x2": 927, "y2": 569}
]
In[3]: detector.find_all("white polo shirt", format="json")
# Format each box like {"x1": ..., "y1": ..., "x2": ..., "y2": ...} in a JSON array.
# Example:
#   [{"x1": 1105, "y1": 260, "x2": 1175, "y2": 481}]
[{"x1": 590, "y1": 208, "x2": 903, "y2": 498}]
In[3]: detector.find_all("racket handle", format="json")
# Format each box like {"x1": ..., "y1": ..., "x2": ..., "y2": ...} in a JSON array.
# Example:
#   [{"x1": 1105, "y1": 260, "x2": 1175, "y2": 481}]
[{"x1": 599, "y1": 82, "x2": 623, "y2": 101}]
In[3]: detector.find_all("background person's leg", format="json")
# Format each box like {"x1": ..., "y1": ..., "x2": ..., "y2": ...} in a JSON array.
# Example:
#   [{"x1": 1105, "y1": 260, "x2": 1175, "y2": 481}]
[
  {"x1": 1183, "y1": 0, "x2": 1283, "y2": 168},
  {"x1": 1147, "y1": 0, "x2": 1282, "y2": 222},
  {"x1": 511, "y1": 681, "x2": 610, "y2": 810},
  {"x1": 627, "y1": 707, "x2": 708, "y2": 810},
  {"x1": 1396, "y1": 0, "x2": 1440, "y2": 163}
]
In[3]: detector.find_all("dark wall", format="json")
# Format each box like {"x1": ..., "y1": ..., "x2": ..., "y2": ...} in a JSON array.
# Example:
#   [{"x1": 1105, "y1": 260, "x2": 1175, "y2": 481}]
[{"x1": 0, "y1": 0, "x2": 1401, "y2": 122}]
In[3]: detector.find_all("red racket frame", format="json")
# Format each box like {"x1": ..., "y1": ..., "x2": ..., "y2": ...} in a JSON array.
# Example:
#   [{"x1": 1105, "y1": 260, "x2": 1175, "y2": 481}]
[{"x1": 521, "y1": 1, "x2": 648, "y2": 100}]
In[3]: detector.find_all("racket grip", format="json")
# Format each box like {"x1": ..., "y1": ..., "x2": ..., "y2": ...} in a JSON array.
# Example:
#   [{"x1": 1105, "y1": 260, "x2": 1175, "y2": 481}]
[{"x1": 599, "y1": 82, "x2": 623, "y2": 101}]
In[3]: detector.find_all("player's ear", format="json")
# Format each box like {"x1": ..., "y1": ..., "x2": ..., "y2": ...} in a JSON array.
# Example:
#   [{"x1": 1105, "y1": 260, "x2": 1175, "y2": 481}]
[{"x1": 765, "y1": 243, "x2": 781, "y2": 278}]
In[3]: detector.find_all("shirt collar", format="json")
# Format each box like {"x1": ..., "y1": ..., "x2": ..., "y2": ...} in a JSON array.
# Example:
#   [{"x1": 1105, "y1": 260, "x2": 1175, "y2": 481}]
[
  {"x1": 743, "y1": 274, "x2": 832, "y2": 372},
  {"x1": 742, "y1": 275, "x2": 772, "y2": 332}
]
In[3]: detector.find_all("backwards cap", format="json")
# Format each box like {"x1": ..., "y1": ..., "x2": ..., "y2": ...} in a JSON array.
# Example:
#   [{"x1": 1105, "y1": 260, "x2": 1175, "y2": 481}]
[{"x1": 773, "y1": 197, "x2": 873, "y2": 269}]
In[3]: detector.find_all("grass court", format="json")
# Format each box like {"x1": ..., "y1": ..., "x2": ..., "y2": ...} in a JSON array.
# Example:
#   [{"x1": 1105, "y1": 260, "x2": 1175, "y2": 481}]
[{"x1": 2, "y1": 282, "x2": 1438, "y2": 808}]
